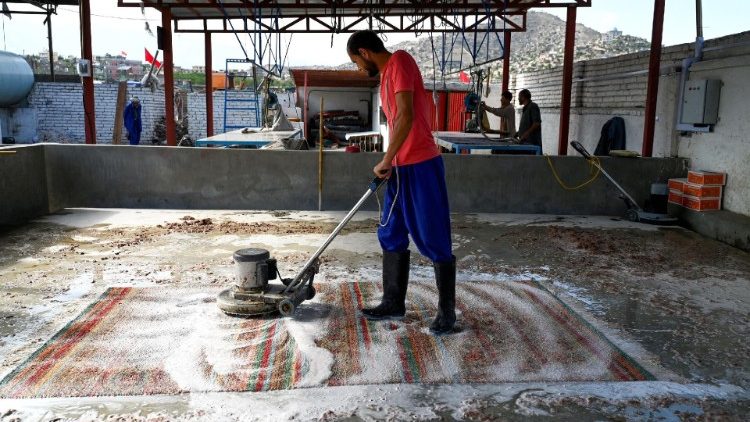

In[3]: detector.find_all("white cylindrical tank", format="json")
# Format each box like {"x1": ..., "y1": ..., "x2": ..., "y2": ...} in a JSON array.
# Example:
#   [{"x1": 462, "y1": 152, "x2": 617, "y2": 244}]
[{"x1": 0, "y1": 51, "x2": 34, "y2": 107}]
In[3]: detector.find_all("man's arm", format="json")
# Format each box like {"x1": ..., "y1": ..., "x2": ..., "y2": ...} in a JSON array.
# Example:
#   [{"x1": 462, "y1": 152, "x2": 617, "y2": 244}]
[
  {"x1": 480, "y1": 101, "x2": 501, "y2": 117},
  {"x1": 374, "y1": 91, "x2": 413, "y2": 178}
]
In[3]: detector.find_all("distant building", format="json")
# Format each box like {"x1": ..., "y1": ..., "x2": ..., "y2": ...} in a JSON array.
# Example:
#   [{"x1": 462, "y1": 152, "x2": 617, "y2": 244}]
[
  {"x1": 94, "y1": 54, "x2": 146, "y2": 82},
  {"x1": 192, "y1": 65, "x2": 205, "y2": 73},
  {"x1": 603, "y1": 28, "x2": 623, "y2": 43}
]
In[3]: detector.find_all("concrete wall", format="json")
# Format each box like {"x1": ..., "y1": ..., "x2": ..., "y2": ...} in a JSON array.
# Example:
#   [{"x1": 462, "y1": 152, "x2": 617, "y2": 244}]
[
  {"x1": 9, "y1": 143, "x2": 750, "y2": 252},
  {"x1": 0, "y1": 145, "x2": 48, "y2": 225},
  {"x1": 42, "y1": 144, "x2": 686, "y2": 215},
  {"x1": 504, "y1": 31, "x2": 750, "y2": 216}
]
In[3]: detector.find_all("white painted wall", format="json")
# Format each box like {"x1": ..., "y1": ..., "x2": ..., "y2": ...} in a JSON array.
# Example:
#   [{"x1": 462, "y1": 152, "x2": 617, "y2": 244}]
[
  {"x1": 676, "y1": 49, "x2": 750, "y2": 216},
  {"x1": 295, "y1": 86, "x2": 373, "y2": 128},
  {"x1": 514, "y1": 32, "x2": 750, "y2": 216}
]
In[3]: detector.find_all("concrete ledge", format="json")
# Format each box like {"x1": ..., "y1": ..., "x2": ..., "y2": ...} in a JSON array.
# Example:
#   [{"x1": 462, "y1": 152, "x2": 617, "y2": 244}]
[
  {"x1": 0, "y1": 145, "x2": 48, "y2": 225},
  {"x1": 42, "y1": 144, "x2": 687, "y2": 216},
  {"x1": 670, "y1": 205, "x2": 750, "y2": 252}
]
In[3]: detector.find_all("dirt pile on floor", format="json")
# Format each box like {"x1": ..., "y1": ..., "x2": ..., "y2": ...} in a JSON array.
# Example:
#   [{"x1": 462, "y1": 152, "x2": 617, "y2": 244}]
[{"x1": 150, "y1": 215, "x2": 378, "y2": 236}]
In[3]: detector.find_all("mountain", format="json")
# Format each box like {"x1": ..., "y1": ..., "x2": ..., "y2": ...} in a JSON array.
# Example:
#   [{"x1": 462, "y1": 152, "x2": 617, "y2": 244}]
[{"x1": 338, "y1": 12, "x2": 650, "y2": 81}]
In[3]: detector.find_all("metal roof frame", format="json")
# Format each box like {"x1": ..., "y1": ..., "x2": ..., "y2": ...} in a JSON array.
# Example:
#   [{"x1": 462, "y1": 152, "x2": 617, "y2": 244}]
[
  {"x1": 117, "y1": 1, "x2": 591, "y2": 34},
  {"x1": 1, "y1": 1, "x2": 77, "y2": 15}
]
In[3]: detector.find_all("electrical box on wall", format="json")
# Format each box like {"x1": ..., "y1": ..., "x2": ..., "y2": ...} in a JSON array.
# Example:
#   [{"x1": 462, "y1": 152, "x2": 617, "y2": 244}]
[
  {"x1": 77, "y1": 59, "x2": 92, "y2": 77},
  {"x1": 681, "y1": 79, "x2": 722, "y2": 125}
]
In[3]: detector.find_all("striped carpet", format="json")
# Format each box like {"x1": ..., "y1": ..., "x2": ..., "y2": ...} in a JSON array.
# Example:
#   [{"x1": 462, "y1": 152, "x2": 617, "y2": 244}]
[{"x1": 0, "y1": 280, "x2": 654, "y2": 398}]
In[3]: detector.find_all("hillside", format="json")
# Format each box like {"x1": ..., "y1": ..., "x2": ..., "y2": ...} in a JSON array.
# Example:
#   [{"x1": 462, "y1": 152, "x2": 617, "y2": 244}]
[{"x1": 338, "y1": 12, "x2": 650, "y2": 81}]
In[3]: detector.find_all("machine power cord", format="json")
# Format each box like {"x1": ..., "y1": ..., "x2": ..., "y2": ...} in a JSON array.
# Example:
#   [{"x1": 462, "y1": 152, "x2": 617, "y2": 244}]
[
  {"x1": 545, "y1": 153, "x2": 602, "y2": 191},
  {"x1": 375, "y1": 157, "x2": 400, "y2": 227}
]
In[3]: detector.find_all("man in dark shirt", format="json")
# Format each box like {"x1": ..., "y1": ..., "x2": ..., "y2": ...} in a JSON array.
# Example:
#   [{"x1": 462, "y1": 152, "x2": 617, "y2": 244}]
[{"x1": 516, "y1": 89, "x2": 542, "y2": 153}]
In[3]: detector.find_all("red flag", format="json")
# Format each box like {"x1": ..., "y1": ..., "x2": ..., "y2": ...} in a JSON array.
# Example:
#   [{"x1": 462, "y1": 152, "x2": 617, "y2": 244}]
[
  {"x1": 120, "y1": 50, "x2": 128, "y2": 57},
  {"x1": 144, "y1": 48, "x2": 161, "y2": 68},
  {"x1": 459, "y1": 71, "x2": 470, "y2": 84}
]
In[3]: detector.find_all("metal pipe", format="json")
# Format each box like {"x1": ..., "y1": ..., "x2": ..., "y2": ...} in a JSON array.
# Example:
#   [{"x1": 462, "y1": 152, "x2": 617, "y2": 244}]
[
  {"x1": 46, "y1": 10, "x2": 54, "y2": 81},
  {"x1": 642, "y1": 0, "x2": 665, "y2": 157},
  {"x1": 558, "y1": 6, "x2": 576, "y2": 156},
  {"x1": 674, "y1": 0, "x2": 707, "y2": 134},
  {"x1": 303, "y1": 71, "x2": 308, "y2": 140},
  {"x1": 695, "y1": 0, "x2": 703, "y2": 39},
  {"x1": 162, "y1": 9, "x2": 176, "y2": 146},
  {"x1": 204, "y1": 32, "x2": 214, "y2": 138},
  {"x1": 80, "y1": 0, "x2": 96, "y2": 144},
  {"x1": 502, "y1": 31, "x2": 511, "y2": 93},
  {"x1": 318, "y1": 97, "x2": 324, "y2": 211}
]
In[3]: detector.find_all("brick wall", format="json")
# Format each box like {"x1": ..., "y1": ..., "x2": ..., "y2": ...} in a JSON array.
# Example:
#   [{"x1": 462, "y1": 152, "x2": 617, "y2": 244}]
[
  {"x1": 26, "y1": 83, "x2": 165, "y2": 143},
  {"x1": 24, "y1": 83, "x2": 262, "y2": 143},
  {"x1": 187, "y1": 90, "x2": 263, "y2": 140},
  {"x1": 509, "y1": 43, "x2": 692, "y2": 112},
  {"x1": 497, "y1": 31, "x2": 750, "y2": 215}
]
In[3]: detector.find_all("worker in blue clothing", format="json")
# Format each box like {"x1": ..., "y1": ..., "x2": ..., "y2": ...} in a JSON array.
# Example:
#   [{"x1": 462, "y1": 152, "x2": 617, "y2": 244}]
[
  {"x1": 123, "y1": 97, "x2": 142, "y2": 145},
  {"x1": 347, "y1": 30, "x2": 456, "y2": 335}
]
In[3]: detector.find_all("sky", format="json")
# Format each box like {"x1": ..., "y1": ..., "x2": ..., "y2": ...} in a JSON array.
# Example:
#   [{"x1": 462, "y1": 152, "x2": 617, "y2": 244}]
[{"x1": 1, "y1": 1, "x2": 748, "y2": 70}]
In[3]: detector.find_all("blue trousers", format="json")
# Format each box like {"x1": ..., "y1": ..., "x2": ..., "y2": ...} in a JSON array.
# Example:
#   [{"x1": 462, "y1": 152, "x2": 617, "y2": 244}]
[{"x1": 378, "y1": 156, "x2": 453, "y2": 263}]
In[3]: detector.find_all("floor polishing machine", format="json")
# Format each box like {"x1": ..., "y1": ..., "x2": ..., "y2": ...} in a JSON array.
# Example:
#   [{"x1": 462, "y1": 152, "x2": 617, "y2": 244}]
[
  {"x1": 571, "y1": 141, "x2": 678, "y2": 225},
  {"x1": 217, "y1": 177, "x2": 386, "y2": 317}
]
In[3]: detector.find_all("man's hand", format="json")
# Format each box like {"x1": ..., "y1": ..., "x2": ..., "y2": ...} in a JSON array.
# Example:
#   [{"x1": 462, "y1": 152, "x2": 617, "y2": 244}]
[{"x1": 374, "y1": 159, "x2": 392, "y2": 179}]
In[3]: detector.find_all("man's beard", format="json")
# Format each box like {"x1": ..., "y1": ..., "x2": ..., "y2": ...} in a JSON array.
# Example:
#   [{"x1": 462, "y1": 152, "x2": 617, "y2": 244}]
[{"x1": 364, "y1": 59, "x2": 379, "y2": 77}]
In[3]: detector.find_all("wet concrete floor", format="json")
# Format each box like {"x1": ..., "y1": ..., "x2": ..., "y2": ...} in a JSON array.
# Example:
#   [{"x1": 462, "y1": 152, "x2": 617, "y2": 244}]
[{"x1": 0, "y1": 209, "x2": 748, "y2": 421}]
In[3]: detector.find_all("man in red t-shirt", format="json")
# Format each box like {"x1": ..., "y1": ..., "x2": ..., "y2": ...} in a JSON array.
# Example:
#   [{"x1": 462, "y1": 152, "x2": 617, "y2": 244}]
[{"x1": 347, "y1": 30, "x2": 455, "y2": 335}]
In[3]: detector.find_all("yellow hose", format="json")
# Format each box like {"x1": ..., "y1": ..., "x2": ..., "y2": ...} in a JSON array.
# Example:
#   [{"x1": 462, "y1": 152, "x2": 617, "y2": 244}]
[{"x1": 545, "y1": 154, "x2": 601, "y2": 191}]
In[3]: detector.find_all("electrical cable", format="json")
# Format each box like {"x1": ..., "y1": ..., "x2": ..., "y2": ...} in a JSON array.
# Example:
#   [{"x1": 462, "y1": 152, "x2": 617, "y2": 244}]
[
  {"x1": 215, "y1": 0, "x2": 251, "y2": 61},
  {"x1": 375, "y1": 156, "x2": 399, "y2": 227},
  {"x1": 545, "y1": 154, "x2": 601, "y2": 190}
]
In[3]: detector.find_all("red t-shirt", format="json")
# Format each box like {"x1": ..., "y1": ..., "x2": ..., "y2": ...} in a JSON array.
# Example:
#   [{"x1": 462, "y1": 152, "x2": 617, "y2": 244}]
[{"x1": 380, "y1": 50, "x2": 440, "y2": 166}]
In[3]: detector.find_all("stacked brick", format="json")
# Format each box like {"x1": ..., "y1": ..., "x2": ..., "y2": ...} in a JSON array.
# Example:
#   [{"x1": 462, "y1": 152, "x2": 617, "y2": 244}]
[{"x1": 668, "y1": 171, "x2": 726, "y2": 211}]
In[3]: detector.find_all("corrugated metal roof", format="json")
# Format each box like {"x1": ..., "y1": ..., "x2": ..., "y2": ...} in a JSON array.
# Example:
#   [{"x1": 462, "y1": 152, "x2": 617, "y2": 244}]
[{"x1": 289, "y1": 69, "x2": 379, "y2": 89}]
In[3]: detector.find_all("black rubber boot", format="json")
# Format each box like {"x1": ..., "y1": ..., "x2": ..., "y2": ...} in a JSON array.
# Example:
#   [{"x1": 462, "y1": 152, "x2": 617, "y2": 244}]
[
  {"x1": 362, "y1": 250, "x2": 410, "y2": 320},
  {"x1": 430, "y1": 256, "x2": 456, "y2": 335}
]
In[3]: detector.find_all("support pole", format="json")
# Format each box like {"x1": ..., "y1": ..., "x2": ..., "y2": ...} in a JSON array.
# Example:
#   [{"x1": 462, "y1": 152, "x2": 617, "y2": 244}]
[
  {"x1": 162, "y1": 8, "x2": 176, "y2": 146},
  {"x1": 304, "y1": 71, "x2": 309, "y2": 140},
  {"x1": 112, "y1": 81, "x2": 127, "y2": 144},
  {"x1": 502, "y1": 31, "x2": 511, "y2": 93},
  {"x1": 204, "y1": 32, "x2": 214, "y2": 138},
  {"x1": 557, "y1": 6, "x2": 576, "y2": 156},
  {"x1": 318, "y1": 98, "x2": 324, "y2": 211},
  {"x1": 46, "y1": 10, "x2": 55, "y2": 81},
  {"x1": 80, "y1": 0, "x2": 96, "y2": 144},
  {"x1": 642, "y1": 0, "x2": 666, "y2": 157}
]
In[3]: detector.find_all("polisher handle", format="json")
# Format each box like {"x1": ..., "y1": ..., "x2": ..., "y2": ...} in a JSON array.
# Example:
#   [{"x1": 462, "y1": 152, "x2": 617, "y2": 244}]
[
  {"x1": 286, "y1": 176, "x2": 386, "y2": 293},
  {"x1": 369, "y1": 176, "x2": 386, "y2": 192},
  {"x1": 570, "y1": 141, "x2": 592, "y2": 160}
]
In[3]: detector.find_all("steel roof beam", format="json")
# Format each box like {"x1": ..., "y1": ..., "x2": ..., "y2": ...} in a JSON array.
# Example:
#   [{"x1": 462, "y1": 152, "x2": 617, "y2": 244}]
[
  {"x1": 174, "y1": 12, "x2": 527, "y2": 34},
  {"x1": 117, "y1": 0, "x2": 590, "y2": 12}
]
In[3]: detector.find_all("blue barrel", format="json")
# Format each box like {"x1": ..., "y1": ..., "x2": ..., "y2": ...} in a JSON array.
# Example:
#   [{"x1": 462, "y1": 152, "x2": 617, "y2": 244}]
[{"x1": 0, "y1": 51, "x2": 34, "y2": 107}]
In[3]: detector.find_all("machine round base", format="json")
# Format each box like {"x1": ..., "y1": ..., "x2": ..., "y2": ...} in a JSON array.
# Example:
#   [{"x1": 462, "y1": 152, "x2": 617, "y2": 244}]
[{"x1": 216, "y1": 288, "x2": 278, "y2": 317}]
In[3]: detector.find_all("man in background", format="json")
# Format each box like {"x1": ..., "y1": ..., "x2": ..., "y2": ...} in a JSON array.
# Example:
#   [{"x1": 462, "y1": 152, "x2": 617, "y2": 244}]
[
  {"x1": 480, "y1": 90, "x2": 516, "y2": 137},
  {"x1": 516, "y1": 89, "x2": 542, "y2": 152},
  {"x1": 123, "y1": 97, "x2": 142, "y2": 145}
]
